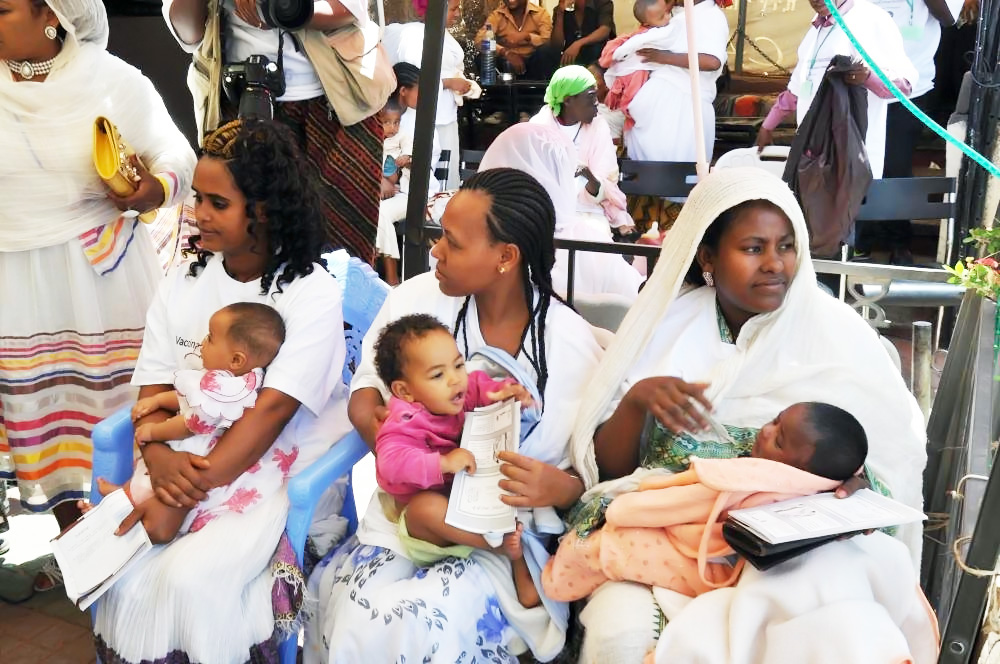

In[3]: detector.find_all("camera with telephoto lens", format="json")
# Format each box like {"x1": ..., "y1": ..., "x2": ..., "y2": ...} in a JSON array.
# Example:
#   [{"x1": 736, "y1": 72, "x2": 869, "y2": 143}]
[
  {"x1": 222, "y1": 55, "x2": 285, "y2": 120},
  {"x1": 259, "y1": 0, "x2": 313, "y2": 30}
]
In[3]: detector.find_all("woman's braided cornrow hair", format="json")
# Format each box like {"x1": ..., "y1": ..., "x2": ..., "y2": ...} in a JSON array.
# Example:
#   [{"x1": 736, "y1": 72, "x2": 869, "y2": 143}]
[{"x1": 453, "y1": 167, "x2": 567, "y2": 397}]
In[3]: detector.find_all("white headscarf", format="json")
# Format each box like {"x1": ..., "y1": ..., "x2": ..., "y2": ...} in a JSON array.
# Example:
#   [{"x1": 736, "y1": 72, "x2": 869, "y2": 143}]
[
  {"x1": 0, "y1": 0, "x2": 194, "y2": 253},
  {"x1": 46, "y1": 0, "x2": 109, "y2": 49},
  {"x1": 478, "y1": 123, "x2": 577, "y2": 235},
  {"x1": 569, "y1": 167, "x2": 927, "y2": 561}
]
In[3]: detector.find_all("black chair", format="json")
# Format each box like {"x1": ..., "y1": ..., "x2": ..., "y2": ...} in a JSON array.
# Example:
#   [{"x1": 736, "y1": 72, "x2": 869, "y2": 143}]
[
  {"x1": 459, "y1": 149, "x2": 486, "y2": 182},
  {"x1": 433, "y1": 149, "x2": 452, "y2": 193},
  {"x1": 618, "y1": 160, "x2": 700, "y2": 199},
  {"x1": 856, "y1": 176, "x2": 956, "y2": 223}
]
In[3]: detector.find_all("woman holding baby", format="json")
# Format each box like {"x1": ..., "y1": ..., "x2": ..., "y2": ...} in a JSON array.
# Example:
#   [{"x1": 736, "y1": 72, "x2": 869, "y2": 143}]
[
  {"x1": 618, "y1": 0, "x2": 730, "y2": 162},
  {"x1": 304, "y1": 167, "x2": 604, "y2": 662},
  {"x1": 94, "y1": 119, "x2": 352, "y2": 664},
  {"x1": 569, "y1": 167, "x2": 930, "y2": 663}
]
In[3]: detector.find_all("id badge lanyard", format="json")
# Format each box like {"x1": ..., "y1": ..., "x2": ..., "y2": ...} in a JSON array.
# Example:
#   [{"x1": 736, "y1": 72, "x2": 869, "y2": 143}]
[
  {"x1": 898, "y1": 0, "x2": 923, "y2": 40},
  {"x1": 801, "y1": 26, "x2": 835, "y2": 100}
]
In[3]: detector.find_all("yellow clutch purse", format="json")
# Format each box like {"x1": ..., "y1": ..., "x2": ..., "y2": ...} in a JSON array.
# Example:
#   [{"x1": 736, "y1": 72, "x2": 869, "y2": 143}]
[{"x1": 93, "y1": 116, "x2": 156, "y2": 224}]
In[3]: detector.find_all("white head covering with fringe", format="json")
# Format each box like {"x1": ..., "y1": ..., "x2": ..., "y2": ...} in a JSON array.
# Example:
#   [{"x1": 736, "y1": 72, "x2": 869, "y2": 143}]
[
  {"x1": 46, "y1": 0, "x2": 109, "y2": 48},
  {"x1": 569, "y1": 167, "x2": 927, "y2": 562},
  {"x1": 478, "y1": 123, "x2": 577, "y2": 235},
  {"x1": 0, "y1": 0, "x2": 194, "y2": 253}
]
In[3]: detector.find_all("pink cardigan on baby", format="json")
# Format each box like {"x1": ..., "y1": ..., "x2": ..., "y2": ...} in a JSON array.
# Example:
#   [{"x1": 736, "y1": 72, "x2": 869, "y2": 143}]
[
  {"x1": 375, "y1": 370, "x2": 512, "y2": 504},
  {"x1": 543, "y1": 456, "x2": 840, "y2": 600}
]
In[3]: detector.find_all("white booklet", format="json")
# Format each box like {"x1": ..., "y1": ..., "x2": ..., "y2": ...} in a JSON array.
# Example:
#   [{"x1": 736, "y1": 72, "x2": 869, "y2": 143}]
[
  {"x1": 727, "y1": 488, "x2": 927, "y2": 546},
  {"x1": 444, "y1": 398, "x2": 520, "y2": 535},
  {"x1": 51, "y1": 488, "x2": 152, "y2": 610}
]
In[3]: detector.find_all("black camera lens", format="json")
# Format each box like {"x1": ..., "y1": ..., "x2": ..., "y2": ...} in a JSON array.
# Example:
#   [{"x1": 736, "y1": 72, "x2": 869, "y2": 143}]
[{"x1": 261, "y1": 0, "x2": 313, "y2": 30}]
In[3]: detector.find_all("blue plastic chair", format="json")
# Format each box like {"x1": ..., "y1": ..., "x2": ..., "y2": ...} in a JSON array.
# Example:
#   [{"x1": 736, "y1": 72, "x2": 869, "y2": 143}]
[{"x1": 89, "y1": 253, "x2": 389, "y2": 664}]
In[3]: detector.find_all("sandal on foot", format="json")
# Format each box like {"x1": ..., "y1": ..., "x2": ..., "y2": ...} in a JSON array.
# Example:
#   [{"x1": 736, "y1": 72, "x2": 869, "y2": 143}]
[
  {"x1": 33, "y1": 557, "x2": 63, "y2": 592},
  {"x1": 0, "y1": 539, "x2": 8, "y2": 557}
]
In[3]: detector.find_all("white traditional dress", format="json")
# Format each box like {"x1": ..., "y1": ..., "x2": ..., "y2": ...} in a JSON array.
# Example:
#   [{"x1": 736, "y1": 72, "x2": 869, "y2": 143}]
[
  {"x1": 480, "y1": 124, "x2": 644, "y2": 301},
  {"x1": 0, "y1": 0, "x2": 195, "y2": 512},
  {"x1": 625, "y1": 0, "x2": 729, "y2": 163},
  {"x1": 127, "y1": 367, "x2": 284, "y2": 536},
  {"x1": 304, "y1": 271, "x2": 603, "y2": 663},
  {"x1": 567, "y1": 168, "x2": 928, "y2": 663},
  {"x1": 95, "y1": 255, "x2": 351, "y2": 664}
]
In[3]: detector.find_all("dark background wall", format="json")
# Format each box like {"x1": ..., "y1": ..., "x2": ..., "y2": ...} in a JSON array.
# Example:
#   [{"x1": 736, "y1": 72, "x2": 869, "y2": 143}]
[{"x1": 107, "y1": 10, "x2": 199, "y2": 146}]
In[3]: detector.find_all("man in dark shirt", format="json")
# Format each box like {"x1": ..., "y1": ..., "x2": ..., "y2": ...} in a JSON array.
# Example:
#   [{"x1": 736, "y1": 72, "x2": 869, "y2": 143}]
[{"x1": 551, "y1": 0, "x2": 616, "y2": 67}]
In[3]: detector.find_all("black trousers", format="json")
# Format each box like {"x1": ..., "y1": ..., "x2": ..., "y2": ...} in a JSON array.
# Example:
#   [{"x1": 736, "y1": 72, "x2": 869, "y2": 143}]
[
  {"x1": 855, "y1": 92, "x2": 932, "y2": 252},
  {"x1": 498, "y1": 44, "x2": 562, "y2": 81}
]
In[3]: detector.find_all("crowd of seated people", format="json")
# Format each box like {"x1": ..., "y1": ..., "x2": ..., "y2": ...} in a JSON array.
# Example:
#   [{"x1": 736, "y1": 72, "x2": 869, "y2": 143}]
[{"x1": 0, "y1": 0, "x2": 974, "y2": 662}]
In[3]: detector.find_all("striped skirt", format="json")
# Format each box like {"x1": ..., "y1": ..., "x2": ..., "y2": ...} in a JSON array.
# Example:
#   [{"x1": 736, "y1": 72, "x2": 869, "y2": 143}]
[
  {"x1": 276, "y1": 98, "x2": 384, "y2": 264},
  {"x1": 0, "y1": 229, "x2": 161, "y2": 512}
]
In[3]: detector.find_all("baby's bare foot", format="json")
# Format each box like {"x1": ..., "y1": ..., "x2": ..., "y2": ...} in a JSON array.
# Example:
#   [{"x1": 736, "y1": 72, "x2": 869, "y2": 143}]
[
  {"x1": 96, "y1": 477, "x2": 121, "y2": 497},
  {"x1": 501, "y1": 522, "x2": 525, "y2": 561},
  {"x1": 502, "y1": 523, "x2": 540, "y2": 608}
]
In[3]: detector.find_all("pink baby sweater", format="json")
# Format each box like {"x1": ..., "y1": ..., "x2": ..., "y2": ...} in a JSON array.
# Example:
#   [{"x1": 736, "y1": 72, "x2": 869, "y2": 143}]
[{"x1": 375, "y1": 370, "x2": 513, "y2": 504}]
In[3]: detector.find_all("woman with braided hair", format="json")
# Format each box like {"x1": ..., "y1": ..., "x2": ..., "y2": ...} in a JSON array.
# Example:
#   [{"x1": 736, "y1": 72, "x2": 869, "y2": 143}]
[
  {"x1": 305, "y1": 168, "x2": 603, "y2": 663},
  {"x1": 94, "y1": 119, "x2": 352, "y2": 664}
]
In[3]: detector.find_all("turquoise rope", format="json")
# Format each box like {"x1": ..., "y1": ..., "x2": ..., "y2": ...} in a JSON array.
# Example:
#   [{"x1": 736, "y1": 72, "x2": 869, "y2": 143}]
[{"x1": 824, "y1": 0, "x2": 1000, "y2": 179}]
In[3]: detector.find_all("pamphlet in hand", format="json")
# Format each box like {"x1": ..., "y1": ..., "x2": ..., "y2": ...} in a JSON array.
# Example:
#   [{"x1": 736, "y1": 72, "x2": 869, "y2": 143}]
[
  {"x1": 50, "y1": 488, "x2": 152, "y2": 610},
  {"x1": 722, "y1": 489, "x2": 926, "y2": 570},
  {"x1": 444, "y1": 398, "x2": 520, "y2": 536}
]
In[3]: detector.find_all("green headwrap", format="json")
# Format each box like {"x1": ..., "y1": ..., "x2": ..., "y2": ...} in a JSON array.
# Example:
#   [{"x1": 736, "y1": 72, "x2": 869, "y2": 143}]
[{"x1": 544, "y1": 65, "x2": 598, "y2": 117}]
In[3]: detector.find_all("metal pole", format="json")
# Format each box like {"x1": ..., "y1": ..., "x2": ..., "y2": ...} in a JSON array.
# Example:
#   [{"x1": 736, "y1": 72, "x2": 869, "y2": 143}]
[
  {"x1": 402, "y1": 1, "x2": 447, "y2": 280},
  {"x1": 734, "y1": 0, "x2": 747, "y2": 74},
  {"x1": 911, "y1": 321, "x2": 933, "y2": 421},
  {"x1": 953, "y1": 0, "x2": 1000, "y2": 262},
  {"x1": 681, "y1": 0, "x2": 709, "y2": 178}
]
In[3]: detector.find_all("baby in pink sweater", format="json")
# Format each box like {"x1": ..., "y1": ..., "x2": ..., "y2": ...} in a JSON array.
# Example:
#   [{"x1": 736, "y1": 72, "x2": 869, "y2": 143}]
[{"x1": 373, "y1": 314, "x2": 539, "y2": 606}]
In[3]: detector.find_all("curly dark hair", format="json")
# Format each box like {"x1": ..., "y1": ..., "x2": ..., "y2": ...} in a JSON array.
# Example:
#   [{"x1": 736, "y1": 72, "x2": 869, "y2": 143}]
[
  {"x1": 373, "y1": 314, "x2": 450, "y2": 386},
  {"x1": 185, "y1": 119, "x2": 326, "y2": 295},
  {"x1": 452, "y1": 167, "x2": 566, "y2": 398}
]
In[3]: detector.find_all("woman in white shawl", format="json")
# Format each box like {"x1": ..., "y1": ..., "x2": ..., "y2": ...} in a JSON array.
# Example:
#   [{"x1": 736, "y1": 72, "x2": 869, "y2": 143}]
[
  {"x1": 304, "y1": 168, "x2": 603, "y2": 663},
  {"x1": 480, "y1": 123, "x2": 644, "y2": 301},
  {"x1": 567, "y1": 167, "x2": 926, "y2": 663},
  {"x1": 0, "y1": 0, "x2": 194, "y2": 570},
  {"x1": 531, "y1": 64, "x2": 636, "y2": 238}
]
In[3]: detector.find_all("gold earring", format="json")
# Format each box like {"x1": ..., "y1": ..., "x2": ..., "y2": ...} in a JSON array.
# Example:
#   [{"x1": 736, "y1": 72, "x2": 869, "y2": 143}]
[{"x1": 498, "y1": 266, "x2": 506, "y2": 274}]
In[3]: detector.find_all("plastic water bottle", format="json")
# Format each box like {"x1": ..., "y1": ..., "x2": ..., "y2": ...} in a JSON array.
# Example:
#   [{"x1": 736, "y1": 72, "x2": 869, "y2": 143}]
[{"x1": 480, "y1": 23, "x2": 496, "y2": 85}]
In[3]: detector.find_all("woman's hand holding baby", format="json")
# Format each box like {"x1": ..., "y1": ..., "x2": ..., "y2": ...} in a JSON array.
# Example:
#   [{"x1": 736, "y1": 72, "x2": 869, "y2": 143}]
[
  {"x1": 441, "y1": 448, "x2": 477, "y2": 476},
  {"x1": 487, "y1": 383, "x2": 534, "y2": 408},
  {"x1": 497, "y1": 452, "x2": 584, "y2": 510},
  {"x1": 143, "y1": 444, "x2": 211, "y2": 508}
]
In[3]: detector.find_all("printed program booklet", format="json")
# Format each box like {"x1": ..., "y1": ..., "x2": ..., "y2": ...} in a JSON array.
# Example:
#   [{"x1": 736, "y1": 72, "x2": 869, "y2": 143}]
[
  {"x1": 444, "y1": 398, "x2": 520, "y2": 536},
  {"x1": 51, "y1": 488, "x2": 152, "y2": 609},
  {"x1": 722, "y1": 489, "x2": 926, "y2": 570}
]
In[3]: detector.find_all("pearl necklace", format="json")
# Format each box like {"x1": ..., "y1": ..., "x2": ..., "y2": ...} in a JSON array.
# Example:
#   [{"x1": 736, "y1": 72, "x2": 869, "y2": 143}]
[{"x1": 5, "y1": 56, "x2": 57, "y2": 80}]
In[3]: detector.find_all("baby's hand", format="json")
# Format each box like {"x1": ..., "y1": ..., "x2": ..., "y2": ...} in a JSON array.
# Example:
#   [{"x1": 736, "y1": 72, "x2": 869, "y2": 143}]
[
  {"x1": 395, "y1": 155, "x2": 412, "y2": 170},
  {"x1": 132, "y1": 397, "x2": 160, "y2": 422},
  {"x1": 487, "y1": 384, "x2": 534, "y2": 408},
  {"x1": 441, "y1": 448, "x2": 477, "y2": 476},
  {"x1": 134, "y1": 423, "x2": 158, "y2": 446}
]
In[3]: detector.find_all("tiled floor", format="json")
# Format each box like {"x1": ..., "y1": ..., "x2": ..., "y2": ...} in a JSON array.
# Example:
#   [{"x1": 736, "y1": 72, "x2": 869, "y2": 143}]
[
  {"x1": 0, "y1": 581, "x2": 96, "y2": 664},
  {"x1": 0, "y1": 458, "x2": 379, "y2": 664},
  {"x1": 3, "y1": 488, "x2": 97, "y2": 664}
]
